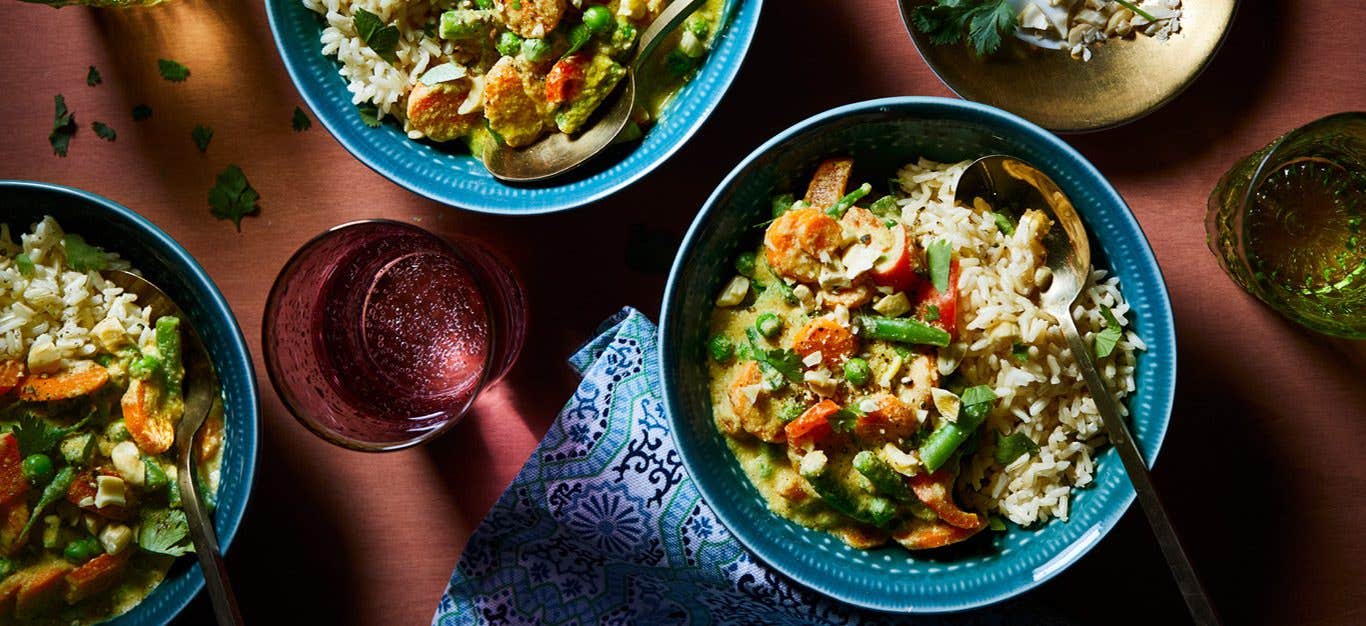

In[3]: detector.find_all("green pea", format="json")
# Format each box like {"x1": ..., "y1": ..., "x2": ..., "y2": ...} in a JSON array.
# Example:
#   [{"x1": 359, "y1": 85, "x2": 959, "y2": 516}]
[
  {"x1": 521, "y1": 37, "x2": 551, "y2": 62},
  {"x1": 496, "y1": 31, "x2": 524, "y2": 56},
  {"x1": 63, "y1": 536, "x2": 102, "y2": 564},
  {"x1": 844, "y1": 357, "x2": 871, "y2": 386},
  {"x1": 582, "y1": 5, "x2": 614, "y2": 34},
  {"x1": 21, "y1": 454, "x2": 54, "y2": 485},
  {"x1": 685, "y1": 14, "x2": 710, "y2": 39},
  {"x1": 106, "y1": 421, "x2": 131, "y2": 442},
  {"x1": 734, "y1": 251, "x2": 757, "y2": 277},
  {"x1": 755, "y1": 313, "x2": 782, "y2": 338},
  {"x1": 707, "y1": 334, "x2": 734, "y2": 363}
]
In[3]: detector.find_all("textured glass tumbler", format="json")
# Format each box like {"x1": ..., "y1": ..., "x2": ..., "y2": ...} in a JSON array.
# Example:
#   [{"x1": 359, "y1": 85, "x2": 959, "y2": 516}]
[
  {"x1": 263, "y1": 220, "x2": 527, "y2": 451},
  {"x1": 1206, "y1": 112, "x2": 1366, "y2": 338}
]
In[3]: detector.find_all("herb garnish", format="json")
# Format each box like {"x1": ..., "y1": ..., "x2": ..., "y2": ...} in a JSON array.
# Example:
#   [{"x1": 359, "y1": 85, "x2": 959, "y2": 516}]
[
  {"x1": 86, "y1": 66, "x2": 101, "y2": 87},
  {"x1": 354, "y1": 9, "x2": 400, "y2": 63},
  {"x1": 132, "y1": 105, "x2": 152, "y2": 121},
  {"x1": 13, "y1": 411, "x2": 91, "y2": 457},
  {"x1": 357, "y1": 104, "x2": 382, "y2": 128},
  {"x1": 208, "y1": 165, "x2": 260, "y2": 232},
  {"x1": 92, "y1": 121, "x2": 116, "y2": 142},
  {"x1": 14, "y1": 254, "x2": 34, "y2": 277},
  {"x1": 995, "y1": 431, "x2": 1040, "y2": 465},
  {"x1": 927, "y1": 239, "x2": 952, "y2": 292},
  {"x1": 1093, "y1": 306, "x2": 1124, "y2": 358},
  {"x1": 138, "y1": 508, "x2": 193, "y2": 556},
  {"x1": 911, "y1": 0, "x2": 1017, "y2": 57},
  {"x1": 49, "y1": 95, "x2": 77, "y2": 157},
  {"x1": 65, "y1": 234, "x2": 109, "y2": 272},
  {"x1": 192, "y1": 124, "x2": 213, "y2": 153},
  {"x1": 993, "y1": 212, "x2": 1016, "y2": 236},
  {"x1": 157, "y1": 59, "x2": 190, "y2": 82},
  {"x1": 744, "y1": 328, "x2": 803, "y2": 383},
  {"x1": 292, "y1": 106, "x2": 311, "y2": 132}
]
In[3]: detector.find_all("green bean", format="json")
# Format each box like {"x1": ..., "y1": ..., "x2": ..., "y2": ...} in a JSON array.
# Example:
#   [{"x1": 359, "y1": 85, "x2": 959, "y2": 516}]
[
  {"x1": 825, "y1": 183, "x2": 872, "y2": 218},
  {"x1": 918, "y1": 385, "x2": 995, "y2": 471},
  {"x1": 852, "y1": 451, "x2": 913, "y2": 502},
  {"x1": 707, "y1": 334, "x2": 734, "y2": 363},
  {"x1": 801, "y1": 462, "x2": 895, "y2": 527},
  {"x1": 857, "y1": 315, "x2": 951, "y2": 347},
  {"x1": 755, "y1": 313, "x2": 782, "y2": 338},
  {"x1": 20, "y1": 466, "x2": 76, "y2": 542},
  {"x1": 156, "y1": 316, "x2": 183, "y2": 392},
  {"x1": 128, "y1": 354, "x2": 161, "y2": 381}
]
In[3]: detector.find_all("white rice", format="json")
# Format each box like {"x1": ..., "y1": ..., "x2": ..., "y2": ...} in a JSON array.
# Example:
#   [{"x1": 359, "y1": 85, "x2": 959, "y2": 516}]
[
  {"x1": 895, "y1": 159, "x2": 1142, "y2": 527},
  {"x1": 303, "y1": 0, "x2": 457, "y2": 130},
  {"x1": 0, "y1": 217, "x2": 150, "y2": 373}
]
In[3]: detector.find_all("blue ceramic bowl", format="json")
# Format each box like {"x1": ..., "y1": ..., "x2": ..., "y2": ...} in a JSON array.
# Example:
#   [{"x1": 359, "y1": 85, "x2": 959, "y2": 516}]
[
  {"x1": 659, "y1": 98, "x2": 1176, "y2": 613},
  {"x1": 0, "y1": 182, "x2": 259, "y2": 625},
  {"x1": 265, "y1": 0, "x2": 762, "y2": 215}
]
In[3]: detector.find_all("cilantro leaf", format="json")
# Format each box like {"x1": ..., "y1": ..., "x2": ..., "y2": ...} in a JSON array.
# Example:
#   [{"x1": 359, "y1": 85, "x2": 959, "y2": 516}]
[
  {"x1": 86, "y1": 66, "x2": 101, "y2": 87},
  {"x1": 353, "y1": 9, "x2": 400, "y2": 63},
  {"x1": 158, "y1": 58, "x2": 190, "y2": 82},
  {"x1": 744, "y1": 328, "x2": 802, "y2": 383},
  {"x1": 92, "y1": 121, "x2": 116, "y2": 142},
  {"x1": 1093, "y1": 306, "x2": 1124, "y2": 358},
  {"x1": 993, "y1": 212, "x2": 1016, "y2": 236},
  {"x1": 208, "y1": 165, "x2": 260, "y2": 232},
  {"x1": 1010, "y1": 341, "x2": 1029, "y2": 362},
  {"x1": 927, "y1": 239, "x2": 952, "y2": 293},
  {"x1": 911, "y1": 0, "x2": 1017, "y2": 56},
  {"x1": 132, "y1": 104, "x2": 152, "y2": 121},
  {"x1": 357, "y1": 104, "x2": 382, "y2": 128},
  {"x1": 138, "y1": 508, "x2": 193, "y2": 556},
  {"x1": 829, "y1": 406, "x2": 863, "y2": 434},
  {"x1": 291, "y1": 106, "x2": 311, "y2": 132},
  {"x1": 49, "y1": 94, "x2": 77, "y2": 157},
  {"x1": 995, "y1": 431, "x2": 1040, "y2": 465},
  {"x1": 65, "y1": 233, "x2": 110, "y2": 271},
  {"x1": 13, "y1": 411, "x2": 91, "y2": 457},
  {"x1": 192, "y1": 124, "x2": 213, "y2": 153},
  {"x1": 14, "y1": 254, "x2": 34, "y2": 277}
]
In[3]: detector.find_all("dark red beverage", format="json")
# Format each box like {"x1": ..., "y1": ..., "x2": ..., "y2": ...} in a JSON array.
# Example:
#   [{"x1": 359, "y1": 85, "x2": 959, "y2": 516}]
[{"x1": 264, "y1": 221, "x2": 526, "y2": 450}]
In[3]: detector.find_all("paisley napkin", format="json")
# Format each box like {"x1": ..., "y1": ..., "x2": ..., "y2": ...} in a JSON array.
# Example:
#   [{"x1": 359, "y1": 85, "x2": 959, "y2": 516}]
[{"x1": 431, "y1": 308, "x2": 1051, "y2": 625}]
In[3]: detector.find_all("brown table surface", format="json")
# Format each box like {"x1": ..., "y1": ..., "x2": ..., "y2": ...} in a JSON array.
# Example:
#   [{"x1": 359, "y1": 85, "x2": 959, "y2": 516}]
[{"x1": 1, "y1": 0, "x2": 1363, "y2": 624}]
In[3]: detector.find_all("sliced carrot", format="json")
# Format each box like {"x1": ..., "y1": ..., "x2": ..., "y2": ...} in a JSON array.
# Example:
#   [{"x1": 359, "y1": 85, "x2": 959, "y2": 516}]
[
  {"x1": 0, "y1": 570, "x2": 26, "y2": 617},
  {"x1": 908, "y1": 468, "x2": 983, "y2": 530},
  {"x1": 14, "y1": 561, "x2": 72, "y2": 619},
  {"x1": 0, "y1": 434, "x2": 26, "y2": 507},
  {"x1": 65, "y1": 469, "x2": 132, "y2": 522},
  {"x1": 122, "y1": 379, "x2": 174, "y2": 455},
  {"x1": 17, "y1": 361, "x2": 109, "y2": 402},
  {"x1": 0, "y1": 500, "x2": 28, "y2": 556},
  {"x1": 792, "y1": 317, "x2": 857, "y2": 369},
  {"x1": 65, "y1": 550, "x2": 132, "y2": 604},
  {"x1": 803, "y1": 157, "x2": 854, "y2": 210},
  {"x1": 892, "y1": 516, "x2": 985, "y2": 550},
  {"x1": 0, "y1": 361, "x2": 24, "y2": 396},
  {"x1": 784, "y1": 400, "x2": 840, "y2": 447}
]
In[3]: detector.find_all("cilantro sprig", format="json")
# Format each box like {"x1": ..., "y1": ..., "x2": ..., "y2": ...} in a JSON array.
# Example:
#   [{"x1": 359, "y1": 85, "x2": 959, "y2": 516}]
[
  {"x1": 49, "y1": 95, "x2": 77, "y2": 157},
  {"x1": 208, "y1": 165, "x2": 260, "y2": 232},
  {"x1": 291, "y1": 106, "x2": 311, "y2": 132},
  {"x1": 86, "y1": 66, "x2": 101, "y2": 87},
  {"x1": 743, "y1": 328, "x2": 802, "y2": 384},
  {"x1": 1093, "y1": 306, "x2": 1124, "y2": 358},
  {"x1": 158, "y1": 58, "x2": 190, "y2": 82},
  {"x1": 192, "y1": 124, "x2": 213, "y2": 153},
  {"x1": 92, "y1": 121, "x2": 116, "y2": 142},
  {"x1": 911, "y1": 0, "x2": 1017, "y2": 57},
  {"x1": 354, "y1": 9, "x2": 400, "y2": 63},
  {"x1": 13, "y1": 411, "x2": 91, "y2": 457}
]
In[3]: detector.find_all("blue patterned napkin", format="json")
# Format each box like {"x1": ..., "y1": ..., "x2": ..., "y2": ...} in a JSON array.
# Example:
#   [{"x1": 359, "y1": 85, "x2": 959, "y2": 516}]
[{"x1": 432, "y1": 308, "x2": 1044, "y2": 625}]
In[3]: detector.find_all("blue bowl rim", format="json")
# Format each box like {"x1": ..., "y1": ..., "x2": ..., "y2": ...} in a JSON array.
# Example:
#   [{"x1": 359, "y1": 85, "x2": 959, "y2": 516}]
[
  {"x1": 263, "y1": 0, "x2": 766, "y2": 216},
  {"x1": 658, "y1": 96, "x2": 1177, "y2": 613},
  {"x1": 0, "y1": 180, "x2": 261, "y2": 624}
]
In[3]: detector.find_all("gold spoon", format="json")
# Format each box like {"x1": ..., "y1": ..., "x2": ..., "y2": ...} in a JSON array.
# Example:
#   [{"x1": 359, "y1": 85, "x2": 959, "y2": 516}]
[
  {"x1": 105, "y1": 270, "x2": 244, "y2": 626},
  {"x1": 482, "y1": 0, "x2": 709, "y2": 182},
  {"x1": 954, "y1": 156, "x2": 1219, "y2": 625}
]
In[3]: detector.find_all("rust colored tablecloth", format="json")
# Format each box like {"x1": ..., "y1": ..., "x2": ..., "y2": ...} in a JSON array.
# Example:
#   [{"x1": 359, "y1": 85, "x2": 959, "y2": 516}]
[{"x1": 0, "y1": 0, "x2": 1362, "y2": 624}]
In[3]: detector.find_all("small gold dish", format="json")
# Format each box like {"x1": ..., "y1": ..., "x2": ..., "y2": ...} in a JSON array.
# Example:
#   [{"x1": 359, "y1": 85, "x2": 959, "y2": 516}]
[{"x1": 898, "y1": 0, "x2": 1238, "y2": 132}]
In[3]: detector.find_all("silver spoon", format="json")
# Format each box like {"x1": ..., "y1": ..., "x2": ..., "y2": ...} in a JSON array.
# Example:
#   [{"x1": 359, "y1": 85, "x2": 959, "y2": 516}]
[
  {"x1": 106, "y1": 270, "x2": 244, "y2": 626},
  {"x1": 954, "y1": 156, "x2": 1219, "y2": 625},
  {"x1": 483, "y1": 0, "x2": 709, "y2": 182}
]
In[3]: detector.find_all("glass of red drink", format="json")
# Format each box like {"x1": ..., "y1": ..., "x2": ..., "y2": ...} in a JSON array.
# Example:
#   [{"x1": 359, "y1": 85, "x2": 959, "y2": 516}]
[{"x1": 263, "y1": 220, "x2": 526, "y2": 451}]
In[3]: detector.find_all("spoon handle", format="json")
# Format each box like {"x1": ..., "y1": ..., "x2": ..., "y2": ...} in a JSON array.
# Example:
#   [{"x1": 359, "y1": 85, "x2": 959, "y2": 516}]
[
  {"x1": 633, "y1": 0, "x2": 711, "y2": 72},
  {"x1": 1054, "y1": 312, "x2": 1220, "y2": 625},
  {"x1": 178, "y1": 453, "x2": 245, "y2": 626}
]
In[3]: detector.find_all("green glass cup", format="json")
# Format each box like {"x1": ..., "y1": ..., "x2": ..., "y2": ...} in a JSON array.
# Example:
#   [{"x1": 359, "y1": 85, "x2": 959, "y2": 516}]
[{"x1": 1207, "y1": 112, "x2": 1366, "y2": 338}]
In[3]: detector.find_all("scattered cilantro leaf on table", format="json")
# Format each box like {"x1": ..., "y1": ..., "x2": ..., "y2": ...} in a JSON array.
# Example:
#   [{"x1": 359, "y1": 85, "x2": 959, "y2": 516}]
[
  {"x1": 357, "y1": 104, "x2": 382, "y2": 127},
  {"x1": 1093, "y1": 306, "x2": 1125, "y2": 358},
  {"x1": 911, "y1": 0, "x2": 1017, "y2": 56},
  {"x1": 132, "y1": 104, "x2": 152, "y2": 121},
  {"x1": 157, "y1": 59, "x2": 190, "y2": 82},
  {"x1": 86, "y1": 66, "x2": 101, "y2": 87},
  {"x1": 292, "y1": 106, "x2": 311, "y2": 132},
  {"x1": 92, "y1": 121, "x2": 116, "y2": 142},
  {"x1": 192, "y1": 124, "x2": 213, "y2": 153},
  {"x1": 49, "y1": 95, "x2": 77, "y2": 157},
  {"x1": 208, "y1": 165, "x2": 260, "y2": 231},
  {"x1": 353, "y1": 8, "x2": 400, "y2": 63}
]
